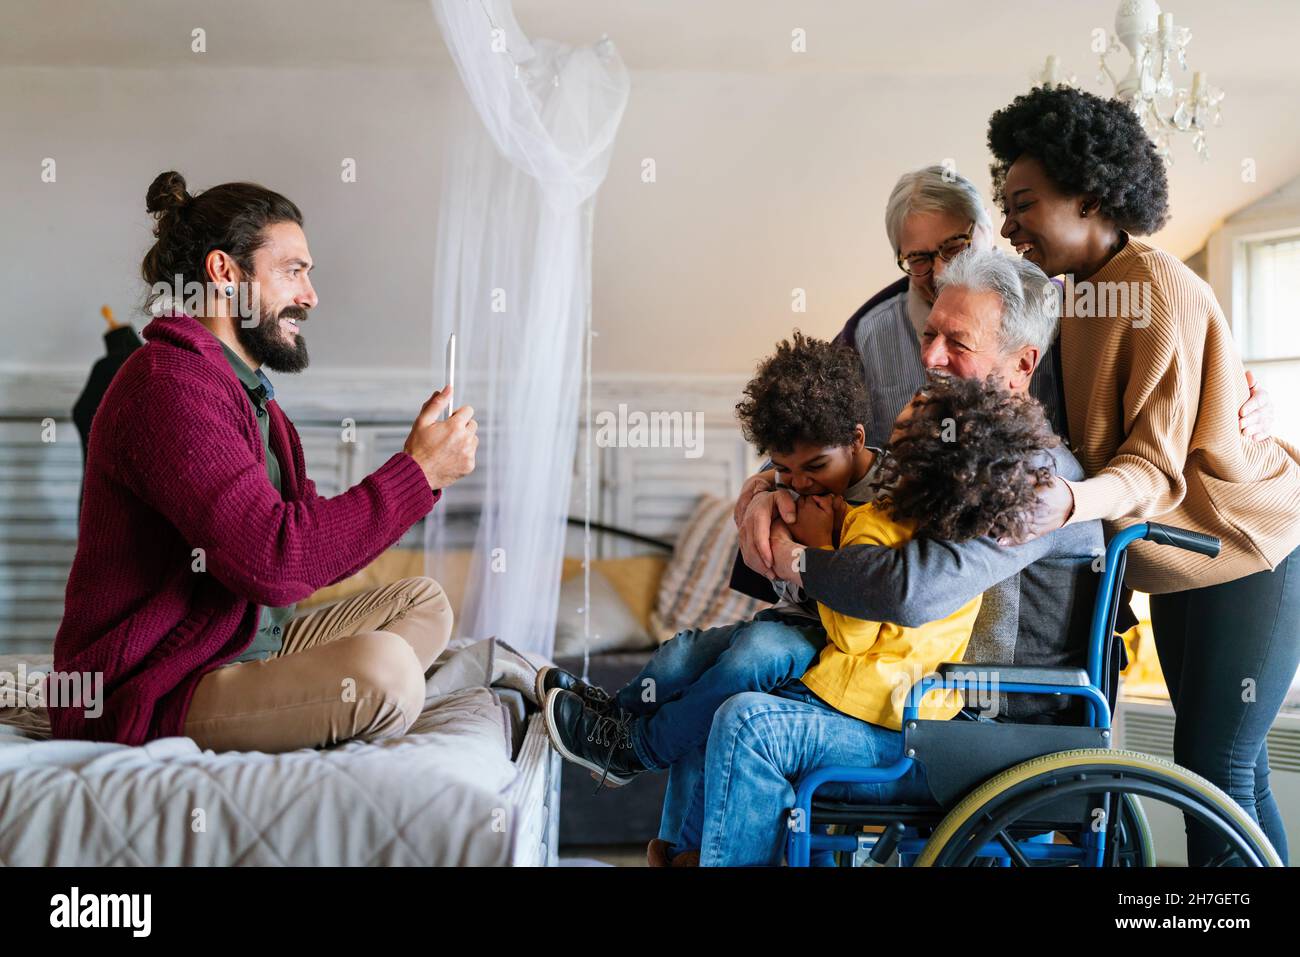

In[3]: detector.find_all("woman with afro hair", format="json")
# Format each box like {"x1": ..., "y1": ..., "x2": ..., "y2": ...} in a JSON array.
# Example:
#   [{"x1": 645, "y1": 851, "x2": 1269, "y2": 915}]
[{"x1": 988, "y1": 84, "x2": 1300, "y2": 866}]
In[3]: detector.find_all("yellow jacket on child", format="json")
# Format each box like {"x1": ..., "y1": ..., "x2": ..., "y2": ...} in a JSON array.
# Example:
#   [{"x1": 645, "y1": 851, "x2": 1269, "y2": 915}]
[{"x1": 800, "y1": 502, "x2": 982, "y2": 730}]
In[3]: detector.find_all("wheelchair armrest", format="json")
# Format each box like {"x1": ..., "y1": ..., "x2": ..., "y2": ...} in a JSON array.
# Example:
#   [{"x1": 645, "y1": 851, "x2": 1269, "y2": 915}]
[
  {"x1": 934, "y1": 661, "x2": 1091, "y2": 688},
  {"x1": 907, "y1": 665, "x2": 1110, "y2": 731}
]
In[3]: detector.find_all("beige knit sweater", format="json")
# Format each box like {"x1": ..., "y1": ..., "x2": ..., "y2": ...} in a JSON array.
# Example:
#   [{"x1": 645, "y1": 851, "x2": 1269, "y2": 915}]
[{"x1": 1061, "y1": 236, "x2": 1300, "y2": 594}]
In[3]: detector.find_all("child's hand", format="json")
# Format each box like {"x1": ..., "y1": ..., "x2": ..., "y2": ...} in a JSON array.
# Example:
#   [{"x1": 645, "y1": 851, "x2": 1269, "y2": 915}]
[{"x1": 788, "y1": 494, "x2": 836, "y2": 549}]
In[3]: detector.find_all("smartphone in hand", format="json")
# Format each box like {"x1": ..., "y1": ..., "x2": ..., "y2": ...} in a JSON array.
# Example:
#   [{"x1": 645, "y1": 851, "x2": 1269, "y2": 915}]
[{"x1": 443, "y1": 333, "x2": 456, "y2": 421}]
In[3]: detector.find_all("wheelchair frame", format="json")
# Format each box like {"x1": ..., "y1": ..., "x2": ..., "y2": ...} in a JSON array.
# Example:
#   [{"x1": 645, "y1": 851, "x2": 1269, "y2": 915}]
[{"x1": 784, "y1": 520, "x2": 1250, "y2": 868}]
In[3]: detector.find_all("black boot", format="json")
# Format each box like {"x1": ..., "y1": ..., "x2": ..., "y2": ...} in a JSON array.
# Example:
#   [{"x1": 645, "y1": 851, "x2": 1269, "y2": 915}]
[
  {"x1": 543, "y1": 688, "x2": 645, "y2": 788},
  {"x1": 535, "y1": 665, "x2": 615, "y2": 716}
]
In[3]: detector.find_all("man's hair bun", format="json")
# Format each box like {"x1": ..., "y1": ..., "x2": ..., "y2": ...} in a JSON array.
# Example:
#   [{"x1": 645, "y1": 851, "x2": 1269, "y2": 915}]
[{"x1": 146, "y1": 170, "x2": 191, "y2": 216}]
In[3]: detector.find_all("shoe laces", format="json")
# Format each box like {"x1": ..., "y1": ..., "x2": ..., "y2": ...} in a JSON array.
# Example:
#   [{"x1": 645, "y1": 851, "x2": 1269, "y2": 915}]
[
  {"x1": 585, "y1": 708, "x2": 634, "y2": 793},
  {"x1": 585, "y1": 707, "x2": 632, "y2": 751}
]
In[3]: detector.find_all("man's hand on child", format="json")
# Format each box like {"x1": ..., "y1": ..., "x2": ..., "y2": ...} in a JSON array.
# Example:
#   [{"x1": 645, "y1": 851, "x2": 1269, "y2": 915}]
[
  {"x1": 734, "y1": 469, "x2": 777, "y2": 527},
  {"x1": 739, "y1": 487, "x2": 798, "y2": 577},
  {"x1": 769, "y1": 520, "x2": 805, "y2": 590}
]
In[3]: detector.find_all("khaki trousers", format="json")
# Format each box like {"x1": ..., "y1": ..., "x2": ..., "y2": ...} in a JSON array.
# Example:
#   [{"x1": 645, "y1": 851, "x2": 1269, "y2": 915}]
[{"x1": 182, "y1": 577, "x2": 453, "y2": 753}]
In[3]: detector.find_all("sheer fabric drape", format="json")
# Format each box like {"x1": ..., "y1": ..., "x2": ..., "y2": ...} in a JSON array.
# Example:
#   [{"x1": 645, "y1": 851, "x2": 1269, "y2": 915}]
[{"x1": 424, "y1": 0, "x2": 629, "y2": 656}]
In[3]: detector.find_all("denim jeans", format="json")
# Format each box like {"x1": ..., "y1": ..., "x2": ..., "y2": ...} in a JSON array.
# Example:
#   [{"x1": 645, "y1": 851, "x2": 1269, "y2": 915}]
[
  {"x1": 664, "y1": 683, "x2": 935, "y2": 866},
  {"x1": 613, "y1": 610, "x2": 827, "y2": 770},
  {"x1": 1149, "y1": 546, "x2": 1300, "y2": 866}
]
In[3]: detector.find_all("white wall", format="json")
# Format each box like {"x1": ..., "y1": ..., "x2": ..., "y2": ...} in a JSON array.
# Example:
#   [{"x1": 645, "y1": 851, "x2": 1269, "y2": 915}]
[
  {"x1": 4, "y1": 58, "x2": 1300, "y2": 385},
  {"x1": 1, "y1": 65, "x2": 463, "y2": 378}
]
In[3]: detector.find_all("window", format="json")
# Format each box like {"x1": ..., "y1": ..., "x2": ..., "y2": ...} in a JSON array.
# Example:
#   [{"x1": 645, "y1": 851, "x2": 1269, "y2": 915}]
[
  {"x1": 1243, "y1": 234, "x2": 1300, "y2": 361},
  {"x1": 1235, "y1": 232, "x2": 1300, "y2": 446}
]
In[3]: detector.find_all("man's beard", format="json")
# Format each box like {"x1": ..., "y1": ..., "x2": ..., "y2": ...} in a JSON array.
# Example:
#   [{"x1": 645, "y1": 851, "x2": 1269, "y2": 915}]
[{"x1": 235, "y1": 304, "x2": 310, "y2": 373}]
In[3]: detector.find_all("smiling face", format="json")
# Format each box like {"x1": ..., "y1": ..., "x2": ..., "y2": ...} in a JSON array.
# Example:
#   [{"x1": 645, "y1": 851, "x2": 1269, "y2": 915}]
[
  {"x1": 768, "y1": 428, "x2": 866, "y2": 497},
  {"x1": 998, "y1": 155, "x2": 1098, "y2": 279},
  {"x1": 919, "y1": 285, "x2": 1036, "y2": 392},
  {"x1": 233, "y1": 221, "x2": 318, "y2": 373},
  {"x1": 897, "y1": 210, "x2": 987, "y2": 305}
]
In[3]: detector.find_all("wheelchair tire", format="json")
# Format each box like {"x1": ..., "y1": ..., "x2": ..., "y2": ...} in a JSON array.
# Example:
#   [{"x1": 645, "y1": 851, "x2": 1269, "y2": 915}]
[{"x1": 914, "y1": 748, "x2": 1281, "y2": 867}]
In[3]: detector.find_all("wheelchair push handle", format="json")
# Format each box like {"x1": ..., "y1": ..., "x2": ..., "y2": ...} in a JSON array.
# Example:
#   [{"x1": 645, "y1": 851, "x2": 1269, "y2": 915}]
[{"x1": 1143, "y1": 522, "x2": 1220, "y2": 558}]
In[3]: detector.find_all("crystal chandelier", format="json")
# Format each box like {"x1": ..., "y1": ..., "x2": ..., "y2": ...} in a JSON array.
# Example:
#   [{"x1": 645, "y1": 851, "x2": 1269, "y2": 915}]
[{"x1": 1035, "y1": 0, "x2": 1225, "y2": 162}]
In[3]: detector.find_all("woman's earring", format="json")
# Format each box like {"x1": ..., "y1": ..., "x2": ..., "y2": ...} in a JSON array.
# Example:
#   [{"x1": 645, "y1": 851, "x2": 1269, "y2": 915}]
[{"x1": 224, "y1": 284, "x2": 236, "y2": 298}]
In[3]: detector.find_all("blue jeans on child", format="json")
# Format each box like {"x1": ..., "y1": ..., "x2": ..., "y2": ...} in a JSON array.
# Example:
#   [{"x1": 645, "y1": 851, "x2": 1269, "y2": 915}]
[
  {"x1": 664, "y1": 682, "x2": 935, "y2": 866},
  {"x1": 613, "y1": 609, "x2": 827, "y2": 771}
]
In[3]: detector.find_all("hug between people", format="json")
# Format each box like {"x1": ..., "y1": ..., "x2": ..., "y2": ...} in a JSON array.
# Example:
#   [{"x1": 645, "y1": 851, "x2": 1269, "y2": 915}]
[
  {"x1": 539, "y1": 251, "x2": 1095, "y2": 865},
  {"x1": 538, "y1": 86, "x2": 1300, "y2": 867}
]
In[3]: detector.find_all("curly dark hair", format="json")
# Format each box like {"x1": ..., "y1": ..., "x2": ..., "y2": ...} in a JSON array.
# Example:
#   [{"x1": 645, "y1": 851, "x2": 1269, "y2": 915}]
[
  {"x1": 875, "y1": 374, "x2": 1060, "y2": 542},
  {"x1": 987, "y1": 85, "x2": 1169, "y2": 235},
  {"x1": 735, "y1": 332, "x2": 868, "y2": 455}
]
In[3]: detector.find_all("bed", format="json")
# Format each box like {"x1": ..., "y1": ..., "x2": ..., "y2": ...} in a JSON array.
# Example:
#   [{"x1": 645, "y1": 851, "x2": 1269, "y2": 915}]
[{"x1": 0, "y1": 646, "x2": 561, "y2": 866}]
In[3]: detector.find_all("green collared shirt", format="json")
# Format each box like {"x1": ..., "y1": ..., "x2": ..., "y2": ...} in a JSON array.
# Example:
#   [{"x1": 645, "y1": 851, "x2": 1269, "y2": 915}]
[{"x1": 218, "y1": 340, "x2": 295, "y2": 663}]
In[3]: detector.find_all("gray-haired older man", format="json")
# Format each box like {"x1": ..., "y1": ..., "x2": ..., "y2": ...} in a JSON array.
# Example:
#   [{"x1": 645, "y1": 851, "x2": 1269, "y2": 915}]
[{"x1": 837, "y1": 165, "x2": 1066, "y2": 446}]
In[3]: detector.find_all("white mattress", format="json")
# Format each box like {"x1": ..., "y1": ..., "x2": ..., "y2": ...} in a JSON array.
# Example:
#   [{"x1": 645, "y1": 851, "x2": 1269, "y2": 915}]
[{"x1": 0, "y1": 654, "x2": 555, "y2": 866}]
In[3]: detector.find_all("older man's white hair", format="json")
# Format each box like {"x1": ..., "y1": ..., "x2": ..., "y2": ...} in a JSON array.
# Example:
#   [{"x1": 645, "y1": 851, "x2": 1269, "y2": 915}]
[
  {"x1": 884, "y1": 165, "x2": 993, "y2": 254},
  {"x1": 935, "y1": 247, "x2": 1060, "y2": 355}
]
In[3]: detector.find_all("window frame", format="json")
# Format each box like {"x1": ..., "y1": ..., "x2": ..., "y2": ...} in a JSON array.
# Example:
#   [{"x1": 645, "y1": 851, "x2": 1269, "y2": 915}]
[
  {"x1": 1209, "y1": 216, "x2": 1300, "y2": 365},
  {"x1": 1238, "y1": 230, "x2": 1300, "y2": 364}
]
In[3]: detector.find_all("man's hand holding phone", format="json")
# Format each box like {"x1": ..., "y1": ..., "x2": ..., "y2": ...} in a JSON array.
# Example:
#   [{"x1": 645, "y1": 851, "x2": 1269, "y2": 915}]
[{"x1": 404, "y1": 387, "x2": 477, "y2": 491}]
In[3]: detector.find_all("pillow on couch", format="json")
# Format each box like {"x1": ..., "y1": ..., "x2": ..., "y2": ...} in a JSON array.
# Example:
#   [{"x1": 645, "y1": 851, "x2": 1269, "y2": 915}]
[
  {"x1": 553, "y1": 567, "x2": 657, "y2": 657},
  {"x1": 650, "y1": 495, "x2": 771, "y2": 642},
  {"x1": 560, "y1": 554, "x2": 667, "y2": 634}
]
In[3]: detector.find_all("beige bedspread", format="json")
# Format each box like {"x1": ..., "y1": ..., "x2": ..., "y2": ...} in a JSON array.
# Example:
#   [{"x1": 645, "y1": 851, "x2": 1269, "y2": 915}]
[{"x1": 0, "y1": 648, "x2": 534, "y2": 866}]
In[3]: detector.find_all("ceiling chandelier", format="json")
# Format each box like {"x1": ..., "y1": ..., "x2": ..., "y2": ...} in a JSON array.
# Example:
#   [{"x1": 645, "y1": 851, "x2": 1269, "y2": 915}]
[{"x1": 1036, "y1": 0, "x2": 1225, "y2": 162}]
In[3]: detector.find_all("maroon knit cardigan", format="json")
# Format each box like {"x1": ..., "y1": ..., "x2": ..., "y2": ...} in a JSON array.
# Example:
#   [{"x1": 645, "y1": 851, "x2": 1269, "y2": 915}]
[{"x1": 48, "y1": 312, "x2": 438, "y2": 745}]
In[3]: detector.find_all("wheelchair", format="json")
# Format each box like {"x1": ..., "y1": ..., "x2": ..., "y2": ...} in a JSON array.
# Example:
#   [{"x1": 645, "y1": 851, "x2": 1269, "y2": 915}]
[{"x1": 786, "y1": 522, "x2": 1284, "y2": 867}]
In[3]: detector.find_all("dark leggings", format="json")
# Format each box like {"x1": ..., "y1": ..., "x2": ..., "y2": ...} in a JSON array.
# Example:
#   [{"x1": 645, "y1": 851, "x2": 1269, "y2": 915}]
[{"x1": 1149, "y1": 547, "x2": 1300, "y2": 866}]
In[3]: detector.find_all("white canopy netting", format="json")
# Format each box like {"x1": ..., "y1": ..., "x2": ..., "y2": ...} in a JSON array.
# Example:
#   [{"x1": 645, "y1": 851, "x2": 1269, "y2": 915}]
[{"x1": 424, "y1": 0, "x2": 630, "y2": 659}]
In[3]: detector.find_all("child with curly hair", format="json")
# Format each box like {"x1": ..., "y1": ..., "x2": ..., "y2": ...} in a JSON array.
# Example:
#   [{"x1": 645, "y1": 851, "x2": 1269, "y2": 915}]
[
  {"x1": 539, "y1": 333, "x2": 1059, "y2": 799},
  {"x1": 792, "y1": 371, "x2": 1059, "y2": 730}
]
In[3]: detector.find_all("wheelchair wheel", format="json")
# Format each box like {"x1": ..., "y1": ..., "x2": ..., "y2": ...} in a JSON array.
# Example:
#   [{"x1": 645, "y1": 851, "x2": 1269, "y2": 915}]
[
  {"x1": 914, "y1": 749, "x2": 1281, "y2": 867},
  {"x1": 1113, "y1": 793, "x2": 1155, "y2": 867}
]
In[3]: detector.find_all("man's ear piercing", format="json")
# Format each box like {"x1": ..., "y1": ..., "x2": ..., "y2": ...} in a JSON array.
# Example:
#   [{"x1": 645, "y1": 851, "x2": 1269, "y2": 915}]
[{"x1": 224, "y1": 284, "x2": 236, "y2": 298}]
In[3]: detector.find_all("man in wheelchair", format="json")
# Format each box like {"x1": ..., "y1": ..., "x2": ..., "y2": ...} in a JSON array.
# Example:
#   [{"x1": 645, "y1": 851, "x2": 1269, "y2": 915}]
[{"x1": 669, "y1": 248, "x2": 1107, "y2": 866}]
